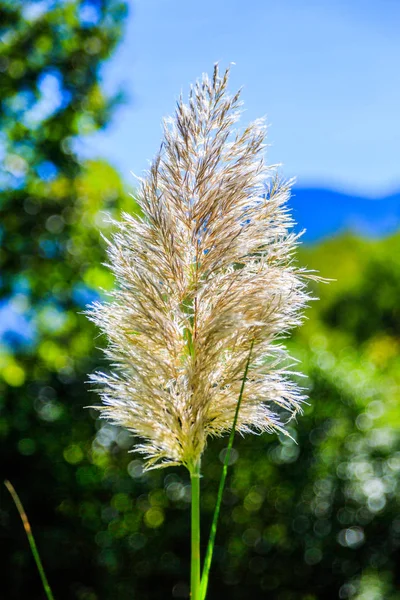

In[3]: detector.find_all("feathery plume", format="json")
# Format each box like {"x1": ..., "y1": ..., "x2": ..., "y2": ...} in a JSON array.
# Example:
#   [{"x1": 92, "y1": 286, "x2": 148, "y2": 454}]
[{"x1": 88, "y1": 65, "x2": 314, "y2": 471}]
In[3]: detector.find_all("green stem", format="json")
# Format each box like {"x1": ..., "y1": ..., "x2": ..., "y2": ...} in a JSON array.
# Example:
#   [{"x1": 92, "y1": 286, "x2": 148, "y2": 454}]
[
  {"x1": 4, "y1": 480, "x2": 55, "y2": 600},
  {"x1": 200, "y1": 340, "x2": 254, "y2": 600},
  {"x1": 190, "y1": 461, "x2": 201, "y2": 600}
]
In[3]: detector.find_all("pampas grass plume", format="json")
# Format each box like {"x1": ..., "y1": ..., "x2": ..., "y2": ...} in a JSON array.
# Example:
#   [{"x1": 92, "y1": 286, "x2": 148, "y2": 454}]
[{"x1": 88, "y1": 65, "x2": 317, "y2": 472}]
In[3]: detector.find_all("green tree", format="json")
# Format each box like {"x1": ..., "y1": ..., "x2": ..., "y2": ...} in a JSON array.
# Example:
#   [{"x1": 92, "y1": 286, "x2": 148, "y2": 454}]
[{"x1": 0, "y1": 2, "x2": 131, "y2": 598}]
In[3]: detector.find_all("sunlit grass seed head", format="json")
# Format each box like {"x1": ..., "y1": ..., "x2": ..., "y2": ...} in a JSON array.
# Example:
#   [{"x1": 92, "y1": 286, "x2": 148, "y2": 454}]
[{"x1": 88, "y1": 65, "x2": 316, "y2": 471}]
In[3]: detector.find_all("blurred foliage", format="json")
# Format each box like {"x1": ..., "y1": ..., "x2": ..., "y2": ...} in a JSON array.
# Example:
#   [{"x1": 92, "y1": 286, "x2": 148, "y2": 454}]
[{"x1": 1, "y1": 3, "x2": 400, "y2": 600}]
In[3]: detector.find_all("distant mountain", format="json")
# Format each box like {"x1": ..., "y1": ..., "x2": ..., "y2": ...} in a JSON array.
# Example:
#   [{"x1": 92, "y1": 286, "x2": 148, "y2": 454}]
[{"x1": 291, "y1": 188, "x2": 400, "y2": 242}]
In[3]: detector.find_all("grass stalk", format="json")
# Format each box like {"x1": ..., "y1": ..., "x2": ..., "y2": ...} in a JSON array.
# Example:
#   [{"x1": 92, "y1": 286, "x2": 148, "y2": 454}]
[
  {"x1": 190, "y1": 461, "x2": 201, "y2": 600},
  {"x1": 4, "y1": 480, "x2": 55, "y2": 600},
  {"x1": 200, "y1": 340, "x2": 254, "y2": 600}
]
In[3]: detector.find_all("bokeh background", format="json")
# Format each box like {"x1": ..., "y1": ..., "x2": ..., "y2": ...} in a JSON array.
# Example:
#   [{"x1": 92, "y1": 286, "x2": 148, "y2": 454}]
[{"x1": 1, "y1": 1, "x2": 400, "y2": 599}]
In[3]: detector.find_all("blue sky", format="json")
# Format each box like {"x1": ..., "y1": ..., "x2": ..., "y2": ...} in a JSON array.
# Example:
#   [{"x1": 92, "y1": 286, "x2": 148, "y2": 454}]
[{"x1": 77, "y1": 0, "x2": 400, "y2": 197}]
